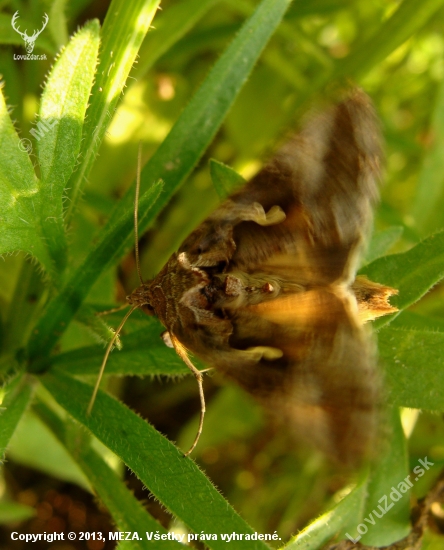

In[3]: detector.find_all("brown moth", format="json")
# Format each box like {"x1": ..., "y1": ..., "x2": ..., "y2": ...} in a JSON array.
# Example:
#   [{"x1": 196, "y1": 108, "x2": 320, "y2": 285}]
[{"x1": 92, "y1": 89, "x2": 397, "y2": 465}]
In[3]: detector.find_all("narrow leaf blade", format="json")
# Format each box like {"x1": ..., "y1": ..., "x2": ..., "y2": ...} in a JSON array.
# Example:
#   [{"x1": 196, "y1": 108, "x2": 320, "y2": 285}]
[
  {"x1": 0, "y1": 375, "x2": 33, "y2": 460},
  {"x1": 41, "y1": 371, "x2": 272, "y2": 550},
  {"x1": 0, "y1": 87, "x2": 53, "y2": 274},
  {"x1": 67, "y1": 0, "x2": 161, "y2": 219},
  {"x1": 411, "y1": 74, "x2": 444, "y2": 235},
  {"x1": 335, "y1": 0, "x2": 444, "y2": 80},
  {"x1": 37, "y1": 19, "x2": 100, "y2": 273},
  {"x1": 379, "y1": 327, "x2": 444, "y2": 410},
  {"x1": 137, "y1": 0, "x2": 221, "y2": 75},
  {"x1": 34, "y1": 402, "x2": 183, "y2": 550},
  {"x1": 210, "y1": 159, "x2": 246, "y2": 199}
]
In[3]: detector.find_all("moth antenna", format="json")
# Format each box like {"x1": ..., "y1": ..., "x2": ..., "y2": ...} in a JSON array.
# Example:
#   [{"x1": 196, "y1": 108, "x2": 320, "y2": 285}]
[
  {"x1": 88, "y1": 305, "x2": 137, "y2": 415},
  {"x1": 170, "y1": 334, "x2": 206, "y2": 457},
  {"x1": 134, "y1": 142, "x2": 144, "y2": 286},
  {"x1": 96, "y1": 303, "x2": 130, "y2": 317}
]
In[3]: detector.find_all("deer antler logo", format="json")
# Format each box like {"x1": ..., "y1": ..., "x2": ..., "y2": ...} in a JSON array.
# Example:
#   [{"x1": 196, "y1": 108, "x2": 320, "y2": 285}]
[{"x1": 11, "y1": 11, "x2": 49, "y2": 54}]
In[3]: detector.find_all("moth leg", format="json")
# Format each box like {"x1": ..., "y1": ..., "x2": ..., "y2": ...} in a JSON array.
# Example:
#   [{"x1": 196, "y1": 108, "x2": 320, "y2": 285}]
[
  {"x1": 161, "y1": 330, "x2": 215, "y2": 378},
  {"x1": 170, "y1": 334, "x2": 206, "y2": 457}
]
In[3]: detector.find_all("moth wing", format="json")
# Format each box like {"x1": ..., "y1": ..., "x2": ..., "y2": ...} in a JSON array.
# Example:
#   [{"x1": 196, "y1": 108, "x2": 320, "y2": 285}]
[
  {"x1": 216, "y1": 289, "x2": 380, "y2": 464},
  {"x1": 181, "y1": 89, "x2": 381, "y2": 286}
]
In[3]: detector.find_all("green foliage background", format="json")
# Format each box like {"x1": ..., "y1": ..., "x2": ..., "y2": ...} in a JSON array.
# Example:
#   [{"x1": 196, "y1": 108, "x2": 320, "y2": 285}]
[{"x1": 1, "y1": 0, "x2": 444, "y2": 548}]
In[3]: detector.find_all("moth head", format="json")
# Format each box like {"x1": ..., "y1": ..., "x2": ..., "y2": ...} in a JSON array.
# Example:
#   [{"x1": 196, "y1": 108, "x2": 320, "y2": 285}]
[{"x1": 126, "y1": 283, "x2": 155, "y2": 315}]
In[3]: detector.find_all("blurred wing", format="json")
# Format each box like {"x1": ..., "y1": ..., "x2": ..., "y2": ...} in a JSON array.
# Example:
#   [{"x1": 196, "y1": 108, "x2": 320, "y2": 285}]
[
  {"x1": 219, "y1": 290, "x2": 380, "y2": 464},
  {"x1": 231, "y1": 88, "x2": 381, "y2": 285},
  {"x1": 181, "y1": 89, "x2": 381, "y2": 285}
]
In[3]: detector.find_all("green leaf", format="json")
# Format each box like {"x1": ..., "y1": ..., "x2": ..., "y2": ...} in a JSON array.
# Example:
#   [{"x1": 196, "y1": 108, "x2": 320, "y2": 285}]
[
  {"x1": 66, "y1": 0, "x2": 162, "y2": 220},
  {"x1": 284, "y1": 410, "x2": 410, "y2": 549},
  {"x1": 289, "y1": 0, "x2": 444, "y2": 112},
  {"x1": 210, "y1": 159, "x2": 246, "y2": 199},
  {"x1": 0, "y1": 501, "x2": 35, "y2": 524},
  {"x1": 391, "y1": 310, "x2": 444, "y2": 331},
  {"x1": 8, "y1": 409, "x2": 91, "y2": 490},
  {"x1": 412, "y1": 74, "x2": 444, "y2": 235},
  {"x1": 50, "y1": 321, "x2": 197, "y2": 377},
  {"x1": 283, "y1": 480, "x2": 368, "y2": 549},
  {"x1": 36, "y1": 19, "x2": 100, "y2": 273},
  {"x1": 79, "y1": 448, "x2": 184, "y2": 549},
  {"x1": 27, "y1": 181, "x2": 163, "y2": 363},
  {"x1": 359, "y1": 408, "x2": 410, "y2": 546},
  {"x1": 379, "y1": 327, "x2": 444, "y2": 411},
  {"x1": 41, "y1": 371, "x2": 272, "y2": 550},
  {"x1": 360, "y1": 231, "x2": 444, "y2": 327},
  {"x1": 0, "y1": 86, "x2": 53, "y2": 274},
  {"x1": 46, "y1": 0, "x2": 69, "y2": 49},
  {"x1": 178, "y1": 386, "x2": 263, "y2": 453},
  {"x1": 73, "y1": 304, "x2": 125, "y2": 349},
  {"x1": 224, "y1": 0, "x2": 326, "y2": 89},
  {"x1": 0, "y1": 375, "x2": 32, "y2": 461},
  {"x1": 0, "y1": 21, "x2": 100, "y2": 279},
  {"x1": 137, "y1": 0, "x2": 221, "y2": 76},
  {"x1": 364, "y1": 226, "x2": 404, "y2": 265},
  {"x1": 335, "y1": 0, "x2": 444, "y2": 81},
  {"x1": 34, "y1": 401, "x2": 183, "y2": 550},
  {"x1": 3, "y1": 260, "x2": 44, "y2": 354}
]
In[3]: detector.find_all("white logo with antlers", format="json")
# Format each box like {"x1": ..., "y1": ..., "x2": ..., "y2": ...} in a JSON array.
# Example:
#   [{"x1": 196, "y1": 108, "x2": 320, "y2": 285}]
[{"x1": 11, "y1": 11, "x2": 49, "y2": 54}]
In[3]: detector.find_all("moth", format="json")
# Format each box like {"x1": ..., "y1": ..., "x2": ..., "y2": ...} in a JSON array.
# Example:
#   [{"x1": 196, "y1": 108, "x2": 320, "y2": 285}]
[{"x1": 92, "y1": 89, "x2": 397, "y2": 465}]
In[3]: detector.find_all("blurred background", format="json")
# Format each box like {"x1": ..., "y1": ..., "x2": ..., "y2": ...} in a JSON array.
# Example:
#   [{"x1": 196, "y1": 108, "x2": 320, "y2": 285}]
[{"x1": 1, "y1": 0, "x2": 444, "y2": 548}]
